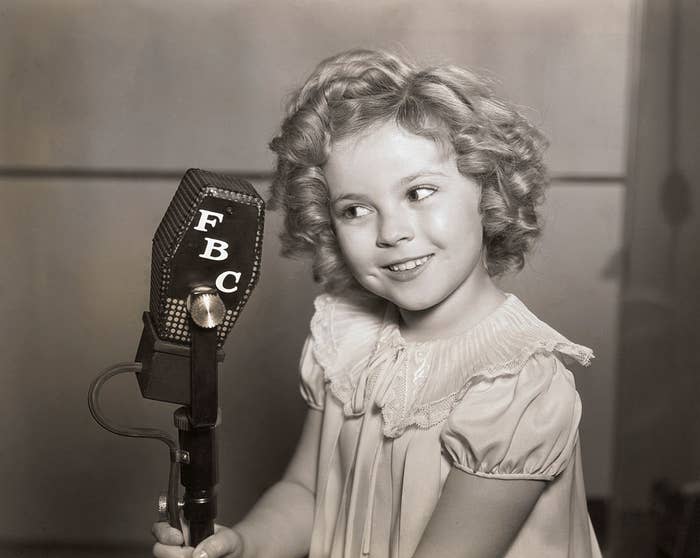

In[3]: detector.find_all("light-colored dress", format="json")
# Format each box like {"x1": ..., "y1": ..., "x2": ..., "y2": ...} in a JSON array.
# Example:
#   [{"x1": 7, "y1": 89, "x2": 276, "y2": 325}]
[{"x1": 299, "y1": 292, "x2": 602, "y2": 558}]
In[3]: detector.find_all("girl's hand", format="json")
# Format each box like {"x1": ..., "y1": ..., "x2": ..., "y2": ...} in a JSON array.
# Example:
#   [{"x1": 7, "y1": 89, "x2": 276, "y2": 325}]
[
  {"x1": 152, "y1": 521, "x2": 190, "y2": 557},
  {"x1": 152, "y1": 521, "x2": 244, "y2": 558}
]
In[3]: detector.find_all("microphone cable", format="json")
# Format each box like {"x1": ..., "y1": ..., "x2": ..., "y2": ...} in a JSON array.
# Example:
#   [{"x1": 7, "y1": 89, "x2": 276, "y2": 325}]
[{"x1": 88, "y1": 362, "x2": 183, "y2": 533}]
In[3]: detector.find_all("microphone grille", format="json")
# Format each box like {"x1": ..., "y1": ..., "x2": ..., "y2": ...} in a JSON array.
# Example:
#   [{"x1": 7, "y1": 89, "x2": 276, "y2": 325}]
[{"x1": 150, "y1": 169, "x2": 264, "y2": 348}]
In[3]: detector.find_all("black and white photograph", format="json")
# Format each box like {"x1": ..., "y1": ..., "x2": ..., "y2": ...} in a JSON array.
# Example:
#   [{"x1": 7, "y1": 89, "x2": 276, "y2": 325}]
[{"x1": 1, "y1": 1, "x2": 698, "y2": 557}]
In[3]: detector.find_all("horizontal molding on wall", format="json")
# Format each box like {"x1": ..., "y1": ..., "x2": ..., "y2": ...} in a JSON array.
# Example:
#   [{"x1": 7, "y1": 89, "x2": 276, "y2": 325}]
[
  {"x1": 0, "y1": 166, "x2": 626, "y2": 185},
  {"x1": 549, "y1": 175, "x2": 627, "y2": 184},
  {"x1": 0, "y1": 166, "x2": 273, "y2": 182}
]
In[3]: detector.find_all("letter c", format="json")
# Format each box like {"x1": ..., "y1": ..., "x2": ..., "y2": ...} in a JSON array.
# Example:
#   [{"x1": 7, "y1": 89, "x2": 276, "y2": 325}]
[{"x1": 216, "y1": 271, "x2": 242, "y2": 293}]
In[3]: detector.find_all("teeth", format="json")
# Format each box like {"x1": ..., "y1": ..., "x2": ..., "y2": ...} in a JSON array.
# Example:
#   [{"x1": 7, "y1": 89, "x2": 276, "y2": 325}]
[{"x1": 388, "y1": 255, "x2": 430, "y2": 272}]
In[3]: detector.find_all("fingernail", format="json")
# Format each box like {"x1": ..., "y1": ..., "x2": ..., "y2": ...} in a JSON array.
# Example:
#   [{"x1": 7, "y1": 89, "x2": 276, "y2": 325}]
[{"x1": 194, "y1": 550, "x2": 208, "y2": 558}]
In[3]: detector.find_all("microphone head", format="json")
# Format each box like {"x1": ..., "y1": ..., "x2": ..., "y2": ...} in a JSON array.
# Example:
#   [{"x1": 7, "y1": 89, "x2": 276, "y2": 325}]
[{"x1": 150, "y1": 169, "x2": 264, "y2": 348}]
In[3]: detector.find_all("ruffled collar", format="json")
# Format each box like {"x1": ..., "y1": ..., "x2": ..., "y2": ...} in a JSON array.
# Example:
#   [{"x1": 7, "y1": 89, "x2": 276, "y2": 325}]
[
  {"x1": 310, "y1": 292, "x2": 593, "y2": 438},
  {"x1": 380, "y1": 292, "x2": 592, "y2": 365}
]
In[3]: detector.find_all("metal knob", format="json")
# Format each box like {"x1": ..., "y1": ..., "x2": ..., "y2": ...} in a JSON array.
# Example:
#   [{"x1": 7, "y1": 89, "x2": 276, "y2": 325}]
[
  {"x1": 158, "y1": 493, "x2": 169, "y2": 518},
  {"x1": 158, "y1": 493, "x2": 184, "y2": 519},
  {"x1": 186, "y1": 286, "x2": 225, "y2": 329}
]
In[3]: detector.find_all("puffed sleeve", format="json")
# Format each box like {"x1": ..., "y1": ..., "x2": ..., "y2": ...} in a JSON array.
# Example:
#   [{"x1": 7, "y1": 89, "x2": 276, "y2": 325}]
[
  {"x1": 440, "y1": 353, "x2": 581, "y2": 480},
  {"x1": 299, "y1": 334, "x2": 326, "y2": 410}
]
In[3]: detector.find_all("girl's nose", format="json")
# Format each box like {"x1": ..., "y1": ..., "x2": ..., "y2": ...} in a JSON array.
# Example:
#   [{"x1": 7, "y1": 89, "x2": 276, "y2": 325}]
[{"x1": 376, "y1": 213, "x2": 414, "y2": 247}]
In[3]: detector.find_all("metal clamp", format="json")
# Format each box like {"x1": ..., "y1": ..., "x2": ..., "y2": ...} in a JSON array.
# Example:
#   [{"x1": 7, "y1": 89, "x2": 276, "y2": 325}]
[
  {"x1": 175, "y1": 449, "x2": 190, "y2": 464},
  {"x1": 158, "y1": 493, "x2": 185, "y2": 519}
]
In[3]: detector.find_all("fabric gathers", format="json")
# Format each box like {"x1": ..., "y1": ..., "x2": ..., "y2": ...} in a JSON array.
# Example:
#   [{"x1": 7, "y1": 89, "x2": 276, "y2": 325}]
[
  {"x1": 441, "y1": 353, "x2": 581, "y2": 480},
  {"x1": 299, "y1": 292, "x2": 602, "y2": 558}
]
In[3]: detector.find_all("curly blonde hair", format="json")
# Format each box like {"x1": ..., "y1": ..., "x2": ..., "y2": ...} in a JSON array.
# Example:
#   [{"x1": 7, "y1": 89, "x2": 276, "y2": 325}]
[{"x1": 269, "y1": 49, "x2": 548, "y2": 293}]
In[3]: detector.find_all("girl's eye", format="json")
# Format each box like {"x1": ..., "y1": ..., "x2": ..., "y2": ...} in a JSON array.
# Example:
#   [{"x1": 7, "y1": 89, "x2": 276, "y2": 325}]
[
  {"x1": 407, "y1": 186, "x2": 437, "y2": 202},
  {"x1": 341, "y1": 205, "x2": 371, "y2": 219}
]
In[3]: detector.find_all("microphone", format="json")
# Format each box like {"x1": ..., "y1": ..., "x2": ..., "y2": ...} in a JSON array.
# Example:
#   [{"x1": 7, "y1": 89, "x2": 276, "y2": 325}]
[
  {"x1": 135, "y1": 169, "x2": 264, "y2": 414},
  {"x1": 88, "y1": 169, "x2": 264, "y2": 547}
]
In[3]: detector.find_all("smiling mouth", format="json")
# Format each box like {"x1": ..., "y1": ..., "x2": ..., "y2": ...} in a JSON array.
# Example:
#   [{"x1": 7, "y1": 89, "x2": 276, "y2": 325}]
[{"x1": 385, "y1": 254, "x2": 433, "y2": 272}]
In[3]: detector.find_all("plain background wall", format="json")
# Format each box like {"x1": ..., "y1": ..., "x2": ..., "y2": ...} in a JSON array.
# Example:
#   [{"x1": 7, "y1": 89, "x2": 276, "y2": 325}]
[
  {"x1": 609, "y1": 0, "x2": 700, "y2": 554},
  {"x1": 0, "y1": 0, "x2": 631, "y2": 552}
]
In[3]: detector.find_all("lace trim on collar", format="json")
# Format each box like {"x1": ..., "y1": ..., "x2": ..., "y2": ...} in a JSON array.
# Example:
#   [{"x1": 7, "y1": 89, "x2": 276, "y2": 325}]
[{"x1": 310, "y1": 293, "x2": 593, "y2": 437}]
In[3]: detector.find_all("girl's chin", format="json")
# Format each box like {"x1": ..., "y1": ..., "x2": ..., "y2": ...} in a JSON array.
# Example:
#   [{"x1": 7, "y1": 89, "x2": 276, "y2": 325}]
[
  {"x1": 357, "y1": 279, "x2": 444, "y2": 312},
  {"x1": 382, "y1": 291, "x2": 443, "y2": 313}
]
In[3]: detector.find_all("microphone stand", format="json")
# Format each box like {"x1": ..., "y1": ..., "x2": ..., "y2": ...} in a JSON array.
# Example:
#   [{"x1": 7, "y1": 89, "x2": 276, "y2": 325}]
[
  {"x1": 88, "y1": 169, "x2": 264, "y2": 551},
  {"x1": 173, "y1": 285, "x2": 225, "y2": 546}
]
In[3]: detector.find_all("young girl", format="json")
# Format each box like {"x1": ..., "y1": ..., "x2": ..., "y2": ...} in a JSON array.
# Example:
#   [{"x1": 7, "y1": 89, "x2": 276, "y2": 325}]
[{"x1": 153, "y1": 49, "x2": 602, "y2": 558}]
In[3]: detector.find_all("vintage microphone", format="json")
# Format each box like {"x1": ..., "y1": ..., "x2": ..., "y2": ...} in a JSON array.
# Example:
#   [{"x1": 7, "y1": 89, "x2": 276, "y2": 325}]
[{"x1": 88, "y1": 169, "x2": 264, "y2": 546}]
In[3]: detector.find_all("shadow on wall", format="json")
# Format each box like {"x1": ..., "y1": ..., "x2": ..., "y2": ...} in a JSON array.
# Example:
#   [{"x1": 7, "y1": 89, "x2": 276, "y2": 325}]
[{"x1": 610, "y1": 0, "x2": 700, "y2": 556}]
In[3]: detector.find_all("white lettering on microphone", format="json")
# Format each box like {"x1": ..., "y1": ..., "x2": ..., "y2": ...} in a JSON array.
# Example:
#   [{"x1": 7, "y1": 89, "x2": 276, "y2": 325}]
[
  {"x1": 194, "y1": 209, "x2": 224, "y2": 232},
  {"x1": 192, "y1": 208, "x2": 245, "y2": 296},
  {"x1": 199, "y1": 237, "x2": 229, "y2": 261},
  {"x1": 216, "y1": 271, "x2": 242, "y2": 293}
]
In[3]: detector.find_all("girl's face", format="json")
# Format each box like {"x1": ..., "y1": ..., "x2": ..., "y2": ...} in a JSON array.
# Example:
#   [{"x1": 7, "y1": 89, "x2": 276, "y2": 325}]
[{"x1": 325, "y1": 121, "x2": 487, "y2": 313}]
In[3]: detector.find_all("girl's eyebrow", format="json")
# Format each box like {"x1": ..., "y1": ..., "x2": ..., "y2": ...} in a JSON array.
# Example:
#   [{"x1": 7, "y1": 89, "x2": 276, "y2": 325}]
[
  {"x1": 330, "y1": 170, "x2": 448, "y2": 205},
  {"x1": 399, "y1": 170, "x2": 448, "y2": 184},
  {"x1": 331, "y1": 192, "x2": 372, "y2": 205}
]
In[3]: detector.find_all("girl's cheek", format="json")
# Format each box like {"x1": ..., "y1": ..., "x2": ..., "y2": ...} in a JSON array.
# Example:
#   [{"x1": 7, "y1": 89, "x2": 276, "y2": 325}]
[
  {"x1": 337, "y1": 222, "x2": 374, "y2": 245},
  {"x1": 421, "y1": 209, "x2": 454, "y2": 241},
  {"x1": 439, "y1": 198, "x2": 482, "y2": 233},
  {"x1": 426, "y1": 210, "x2": 451, "y2": 232},
  {"x1": 336, "y1": 228, "x2": 364, "y2": 259}
]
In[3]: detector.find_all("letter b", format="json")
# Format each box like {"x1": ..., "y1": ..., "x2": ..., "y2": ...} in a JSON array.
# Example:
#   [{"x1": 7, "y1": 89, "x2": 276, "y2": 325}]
[{"x1": 199, "y1": 238, "x2": 229, "y2": 261}]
